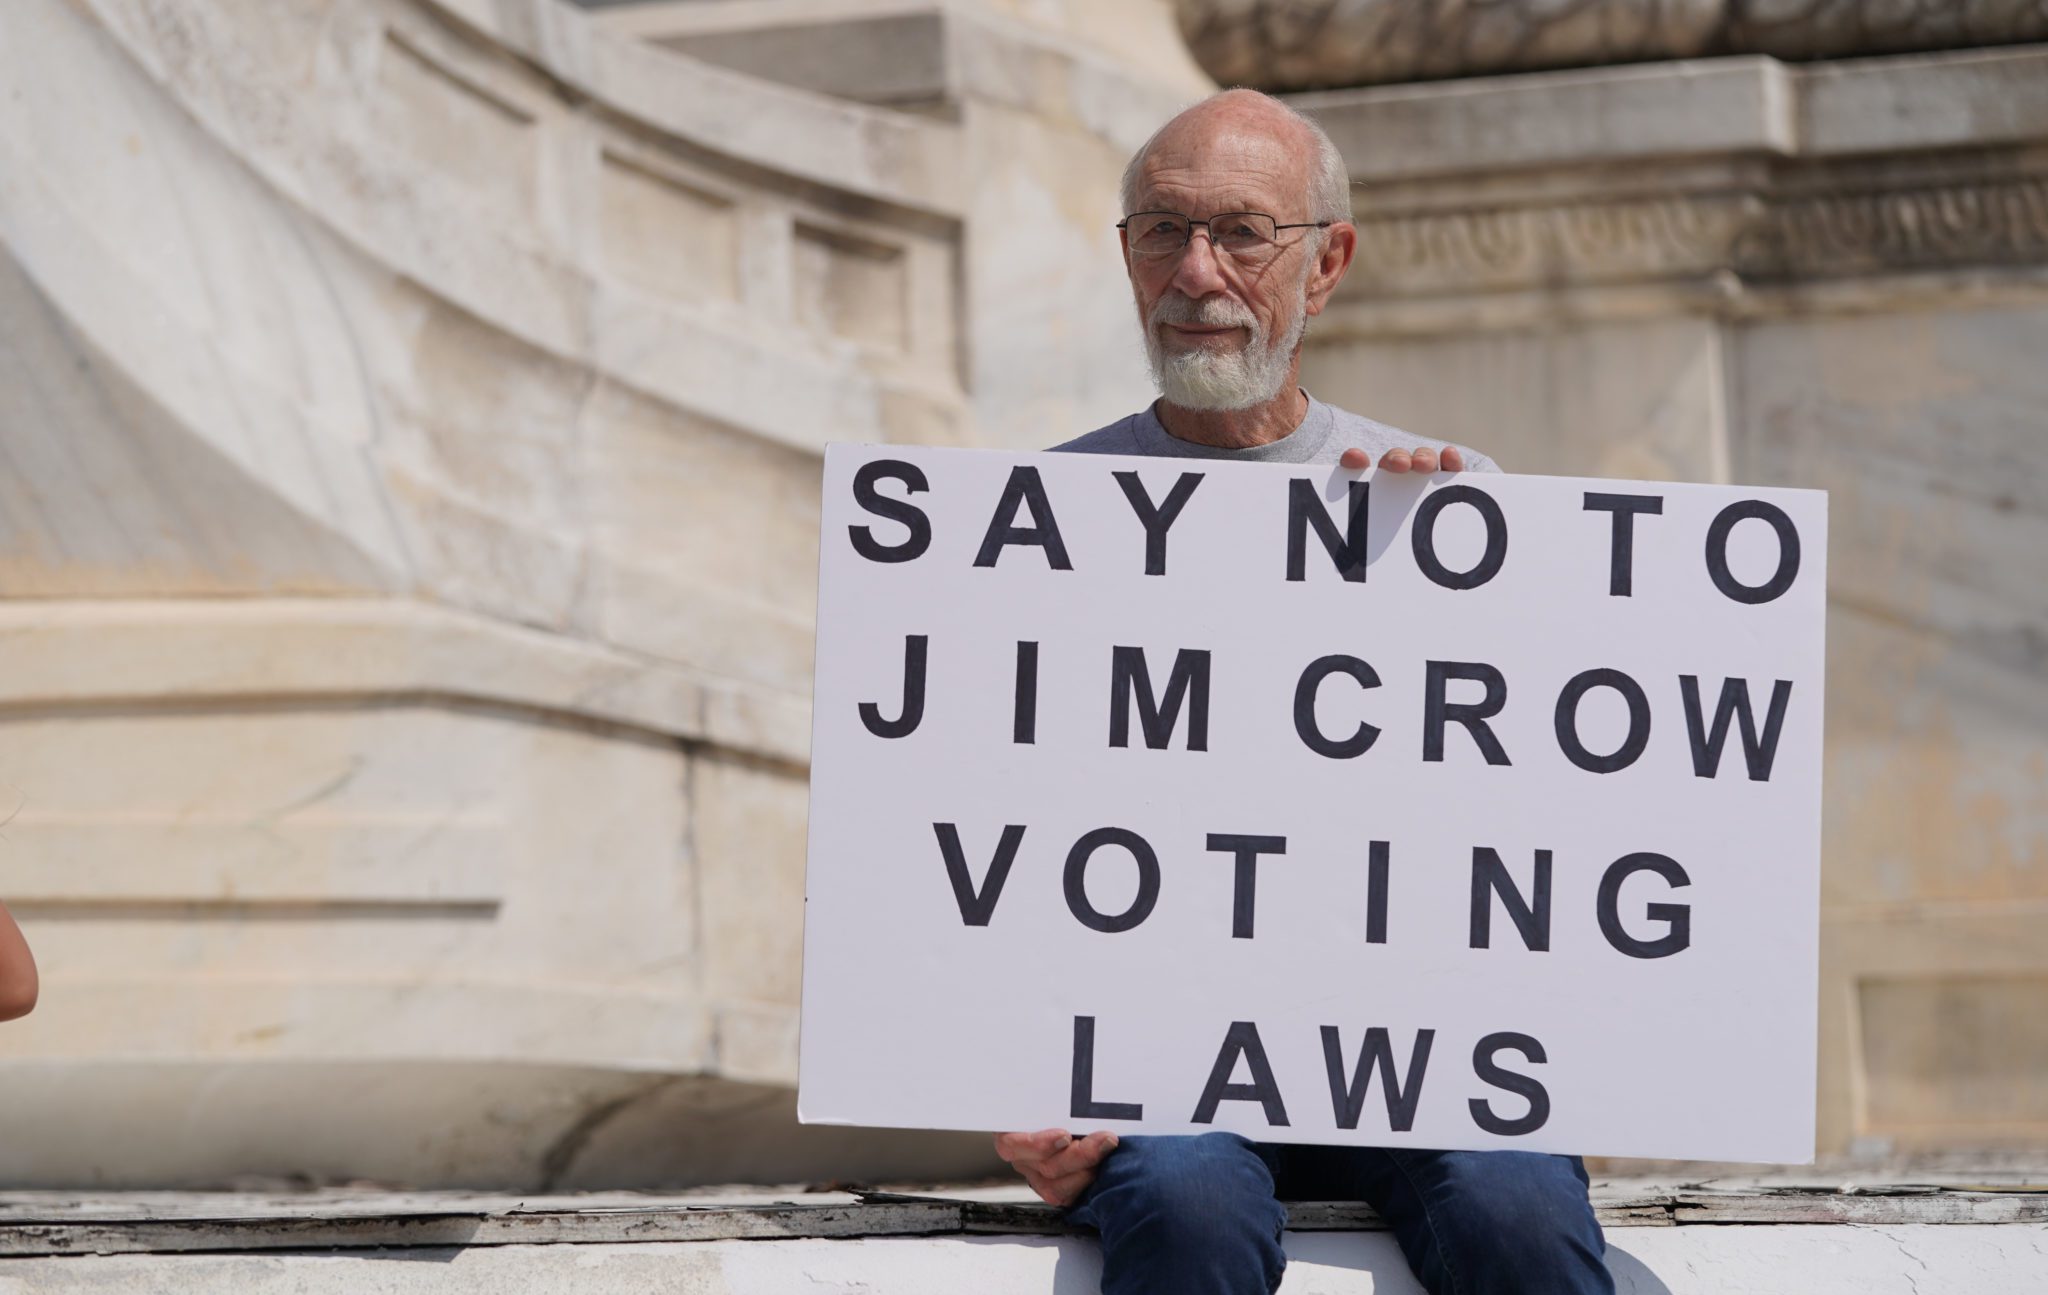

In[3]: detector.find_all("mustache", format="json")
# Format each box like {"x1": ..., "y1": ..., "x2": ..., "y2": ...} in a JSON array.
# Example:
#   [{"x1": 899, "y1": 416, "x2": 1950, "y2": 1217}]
[{"x1": 1148, "y1": 293, "x2": 1258, "y2": 331}]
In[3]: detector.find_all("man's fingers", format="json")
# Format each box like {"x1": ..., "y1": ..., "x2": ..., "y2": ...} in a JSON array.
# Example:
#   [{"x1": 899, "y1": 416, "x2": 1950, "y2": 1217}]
[
  {"x1": 1034, "y1": 1131, "x2": 1118, "y2": 1180},
  {"x1": 995, "y1": 1130, "x2": 1069, "y2": 1164},
  {"x1": 1339, "y1": 447, "x2": 1371, "y2": 470},
  {"x1": 1013, "y1": 1130, "x2": 1117, "y2": 1204},
  {"x1": 1375, "y1": 445, "x2": 1468, "y2": 474},
  {"x1": 1032, "y1": 1166, "x2": 1099, "y2": 1207},
  {"x1": 1019, "y1": 1166, "x2": 1060, "y2": 1206},
  {"x1": 1019, "y1": 1160, "x2": 1100, "y2": 1207},
  {"x1": 994, "y1": 1129, "x2": 1070, "y2": 1165},
  {"x1": 1031, "y1": 1141, "x2": 1098, "y2": 1181}
]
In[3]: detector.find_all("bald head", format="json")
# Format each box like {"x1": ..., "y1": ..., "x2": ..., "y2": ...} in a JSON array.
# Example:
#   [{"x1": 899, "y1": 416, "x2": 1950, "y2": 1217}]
[{"x1": 1119, "y1": 90, "x2": 1351, "y2": 227}]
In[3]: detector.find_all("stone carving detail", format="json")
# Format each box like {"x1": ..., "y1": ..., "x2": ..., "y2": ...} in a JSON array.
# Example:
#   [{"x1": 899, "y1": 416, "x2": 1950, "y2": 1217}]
[
  {"x1": 1737, "y1": 176, "x2": 2048, "y2": 277},
  {"x1": 1350, "y1": 194, "x2": 1757, "y2": 294},
  {"x1": 1176, "y1": 0, "x2": 2048, "y2": 90},
  {"x1": 1346, "y1": 175, "x2": 2048, "y2": 296}
]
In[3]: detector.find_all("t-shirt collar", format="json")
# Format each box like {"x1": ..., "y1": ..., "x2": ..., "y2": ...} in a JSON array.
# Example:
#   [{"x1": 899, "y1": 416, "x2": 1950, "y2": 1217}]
[{"x1": 1131, "y1": 391, "x2": 1335, "y2": 463}]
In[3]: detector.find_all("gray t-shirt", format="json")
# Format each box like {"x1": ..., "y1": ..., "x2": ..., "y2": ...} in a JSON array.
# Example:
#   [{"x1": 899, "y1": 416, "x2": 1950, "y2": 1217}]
[{"x1": 1051, "y1": 393, "x2": 1500, "y2": 473}]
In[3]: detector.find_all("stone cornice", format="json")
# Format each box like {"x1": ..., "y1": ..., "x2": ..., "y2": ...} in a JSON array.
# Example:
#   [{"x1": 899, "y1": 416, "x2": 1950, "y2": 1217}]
[
  {"x1": 1178, "y1": 0, "x2": 2048, "y2": 91},
  {"x1": 1295, "y1": 47, "x2": 2048, "y2": 186}
]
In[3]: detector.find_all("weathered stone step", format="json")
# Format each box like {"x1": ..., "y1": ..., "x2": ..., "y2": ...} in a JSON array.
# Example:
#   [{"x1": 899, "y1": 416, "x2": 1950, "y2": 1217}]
[{"x1": 2, "y1": 1183, "x2": 2044, "y2": 1292}]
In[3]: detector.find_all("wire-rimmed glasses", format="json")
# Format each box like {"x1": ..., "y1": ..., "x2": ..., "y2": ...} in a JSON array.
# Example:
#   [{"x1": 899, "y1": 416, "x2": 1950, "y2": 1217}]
[{"x1": 1117, "y1": 211, "x2": 1332, "y2": 258}]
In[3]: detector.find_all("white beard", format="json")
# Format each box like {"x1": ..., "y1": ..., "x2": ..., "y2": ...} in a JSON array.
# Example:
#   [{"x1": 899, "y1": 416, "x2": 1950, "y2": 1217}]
[{"x1": 1140, "y1": 267, "x2": 1312, "y2": 412}]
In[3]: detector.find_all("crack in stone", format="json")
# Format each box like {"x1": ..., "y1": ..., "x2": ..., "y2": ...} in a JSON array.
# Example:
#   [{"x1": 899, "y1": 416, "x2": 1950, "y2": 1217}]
[
  {"x1": 1879, "y1": 1226, "x2": 1932, "y2": 1295},
  {"x1": 535, "y1": 1075, "x2": 687, "y2": 1193}
]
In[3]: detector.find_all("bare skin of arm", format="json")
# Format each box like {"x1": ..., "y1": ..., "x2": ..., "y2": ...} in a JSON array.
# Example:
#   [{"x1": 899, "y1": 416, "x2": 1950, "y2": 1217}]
[{"x1": 0, "y1": 901, "x2": 37, "y2": 1021}]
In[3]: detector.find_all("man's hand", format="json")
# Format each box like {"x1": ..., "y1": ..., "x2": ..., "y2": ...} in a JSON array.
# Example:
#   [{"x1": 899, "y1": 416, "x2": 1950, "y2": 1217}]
[
  {"x1": 994, "y1": 1128, "x2": 1119, "y2": 1206},
  {"x1": 1339, "y1": 445, "x2": 1466, "y2": 473}
]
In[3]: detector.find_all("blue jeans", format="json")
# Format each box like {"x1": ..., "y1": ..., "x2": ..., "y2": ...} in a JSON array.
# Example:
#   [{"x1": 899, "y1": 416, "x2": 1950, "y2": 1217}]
[{"x1": 1066, "y1": 1134, "x2": 1613, "y2": 1295}]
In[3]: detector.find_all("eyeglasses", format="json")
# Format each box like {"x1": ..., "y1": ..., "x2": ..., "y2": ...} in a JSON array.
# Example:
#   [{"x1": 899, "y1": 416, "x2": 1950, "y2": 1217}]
[{"x1": 1117, "y1": 211, "x2": 1332, "y2": 258}]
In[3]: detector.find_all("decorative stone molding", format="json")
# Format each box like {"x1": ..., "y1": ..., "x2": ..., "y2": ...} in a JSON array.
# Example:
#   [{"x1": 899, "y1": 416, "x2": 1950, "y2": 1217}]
[
  {"x1": 1177, "y1": 0, "x2": 2048, "y2": 90},
  {"x1": 1736, "y1": 174, "x2": 2048, "y2": 278},
  {"x1": 1347, "y1": 192, "x2": 1759, "y2": 295},
  {"x1": 1345, "y1": 169, "x2": 2048, "y2": 299}
]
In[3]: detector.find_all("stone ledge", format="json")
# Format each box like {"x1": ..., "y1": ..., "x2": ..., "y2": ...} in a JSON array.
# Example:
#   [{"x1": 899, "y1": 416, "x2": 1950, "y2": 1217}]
[
  {"x1": 4, "y1": 1226, "x2": 2044, "y2": 1294},
  {"x1": 3, "y1": 1182, "x2": 2042, "y2": 1257},
  {"x1": 0, "y1": 598, "x2": 812, "y2": 766},
  {"x1": 1296, "y1": 45, "x2": 2048, "y2": 184}
]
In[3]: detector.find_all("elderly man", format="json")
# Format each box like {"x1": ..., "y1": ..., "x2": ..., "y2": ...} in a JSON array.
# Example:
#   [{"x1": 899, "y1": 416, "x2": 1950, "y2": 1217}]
[{"x1": 993, "y1": 90, "x2": 1613, "y2": 1295}]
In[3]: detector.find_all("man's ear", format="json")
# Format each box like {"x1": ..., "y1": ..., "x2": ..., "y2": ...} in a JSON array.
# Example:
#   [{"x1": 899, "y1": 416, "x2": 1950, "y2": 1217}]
[
  {"x1": 1118, "y1": 223, "x2": 1133, "y2": 276},
  {"x1": 1304, "y1": 222, "x2": 1357, "y2": 317}
]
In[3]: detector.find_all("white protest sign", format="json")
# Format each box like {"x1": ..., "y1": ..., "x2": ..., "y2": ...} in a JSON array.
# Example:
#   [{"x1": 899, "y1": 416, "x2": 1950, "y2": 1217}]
[{"x1": 799, "y1": 443, "x2": 1825, "y2": 1163}]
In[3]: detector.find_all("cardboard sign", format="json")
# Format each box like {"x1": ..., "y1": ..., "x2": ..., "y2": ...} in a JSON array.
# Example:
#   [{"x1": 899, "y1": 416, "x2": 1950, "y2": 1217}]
[{"x1": 799, "y1": 443, "x2": 1826, "y2": 1163}]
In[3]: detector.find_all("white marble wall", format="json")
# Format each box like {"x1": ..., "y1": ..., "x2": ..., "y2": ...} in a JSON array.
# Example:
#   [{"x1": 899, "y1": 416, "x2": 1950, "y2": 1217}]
[{"x1": 0, "y1": 0, "x2": 1196, "y2": 1186}]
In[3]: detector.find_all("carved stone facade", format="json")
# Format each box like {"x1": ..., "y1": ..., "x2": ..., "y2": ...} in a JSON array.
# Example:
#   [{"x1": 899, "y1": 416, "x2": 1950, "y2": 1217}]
[
  {"x1": 4, "y1": 0, "x2": 2043, "y2": 1188},
  {"x1": 1179, "y1": 0, "x2": 2048, "y2": 89}
]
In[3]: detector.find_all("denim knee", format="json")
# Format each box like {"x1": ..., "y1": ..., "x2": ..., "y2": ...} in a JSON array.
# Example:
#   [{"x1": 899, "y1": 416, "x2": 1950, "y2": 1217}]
[
  {"x1": 1386, "y1": 1150, "x2": 1610, "y2": 1295},
  {"x1": 1430, "y1": 1152, "x2": 1597, "y2": 1247},
  {"x1": 1070, "y1": 1134, "x2": 1288, "y2": 1295}
]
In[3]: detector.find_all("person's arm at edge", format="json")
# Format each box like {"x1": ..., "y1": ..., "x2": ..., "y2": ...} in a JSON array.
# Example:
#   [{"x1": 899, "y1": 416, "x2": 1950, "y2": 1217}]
[{"x1": 0, "y1": 900, "x2": 38, "y2": 1021}]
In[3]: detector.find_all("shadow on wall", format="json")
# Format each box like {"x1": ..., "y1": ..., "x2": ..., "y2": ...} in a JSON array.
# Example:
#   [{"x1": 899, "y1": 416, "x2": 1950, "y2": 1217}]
[{"x1": 549, "y1": 1075, "x2": 1005, "y2": 1190}]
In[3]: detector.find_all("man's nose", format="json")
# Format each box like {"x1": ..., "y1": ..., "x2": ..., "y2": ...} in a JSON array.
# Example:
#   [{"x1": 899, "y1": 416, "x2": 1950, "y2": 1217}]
[{"x1": 1168, "y1": 229, "x2": 1230, "y2": 298}]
